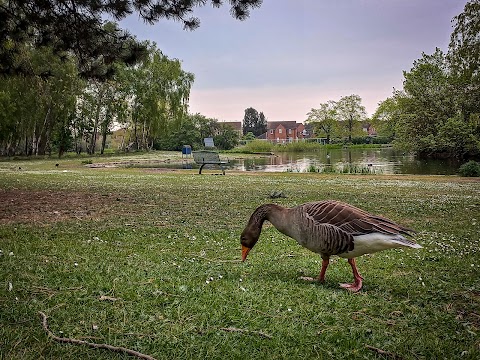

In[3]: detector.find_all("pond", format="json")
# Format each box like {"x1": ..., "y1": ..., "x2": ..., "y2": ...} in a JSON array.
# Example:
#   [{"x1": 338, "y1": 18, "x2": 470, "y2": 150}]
[{"x1": 227, "y1": 148, "x2": 462, "y2": 175}]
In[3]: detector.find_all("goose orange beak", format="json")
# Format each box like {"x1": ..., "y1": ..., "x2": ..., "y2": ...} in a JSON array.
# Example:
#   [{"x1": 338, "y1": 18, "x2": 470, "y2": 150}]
[{"x1": 241, "y1": 245, "x2": 251, "y2": 262}]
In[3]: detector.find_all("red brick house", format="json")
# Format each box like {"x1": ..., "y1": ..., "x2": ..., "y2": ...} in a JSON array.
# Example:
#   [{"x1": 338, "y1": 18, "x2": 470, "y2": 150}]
[
  {"x1": 266, "y1": 121, "x2": 306, "y2": 143},
  {"x1": 362, "y1": 123, "x2": 377, "y2": 136}
]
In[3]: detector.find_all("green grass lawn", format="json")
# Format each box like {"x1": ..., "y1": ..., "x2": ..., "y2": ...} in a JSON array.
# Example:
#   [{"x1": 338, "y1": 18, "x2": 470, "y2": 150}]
[{"x1": 1, "y1": 153, "x2": 479, "y2": 359}]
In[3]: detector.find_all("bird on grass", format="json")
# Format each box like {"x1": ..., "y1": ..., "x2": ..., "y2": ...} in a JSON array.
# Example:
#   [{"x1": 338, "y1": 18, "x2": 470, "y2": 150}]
[{"x1": 240, "y1": 200, "x2": 422, "y2": 292}]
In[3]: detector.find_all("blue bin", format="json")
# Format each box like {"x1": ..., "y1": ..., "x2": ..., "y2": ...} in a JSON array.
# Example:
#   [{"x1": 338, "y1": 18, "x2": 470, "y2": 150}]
[{"x1": 182, "y1": 145, "x2": 192, "y2": 156}]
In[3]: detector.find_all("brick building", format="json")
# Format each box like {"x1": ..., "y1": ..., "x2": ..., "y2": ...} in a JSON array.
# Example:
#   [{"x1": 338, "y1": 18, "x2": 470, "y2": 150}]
[{"x1": 265, "y1": 121, "x2": 306, "y2": 143}]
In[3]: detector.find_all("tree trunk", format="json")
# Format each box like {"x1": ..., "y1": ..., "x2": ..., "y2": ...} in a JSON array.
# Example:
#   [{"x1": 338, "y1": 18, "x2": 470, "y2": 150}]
[
  {"x1": 120, "y1": 129, "x2": 126, "y2": 151},
  {"x1": 24, "y1": 135, "x2": 30, "y2": 155},
  {"x1": 34, "y1": 104, "x2": 52, "y2": 155},
  {"x1": 100, "y1": 115, "x2": 109, "y2": 155},
  {"x1": 142, "y1": 119, "x2": 148, "y2": 150},
  {"x1": 133, "y1": 119, "x2": 138, "y2": 150},
  {"x1": 89, "y1": 84, "x2": 106, "y2": 155},
  {"x1": 89, "y1": 107, "x2": 100, "y2": 155},
  {"x1": 348, "y1": 115, "x2": 353, "y2": 143}
]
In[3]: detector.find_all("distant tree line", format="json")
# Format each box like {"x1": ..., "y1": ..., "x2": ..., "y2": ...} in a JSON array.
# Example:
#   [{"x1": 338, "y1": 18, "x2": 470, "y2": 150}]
[
  {"x1": 1, "y1": 0, "x2": 478, "y2": 158},
  {"x1": 0, "y1": 0, "x2": 260, "y2": 156},
  {"x1": 0, "y1": 39, "x2": 196, "y2": 156}
]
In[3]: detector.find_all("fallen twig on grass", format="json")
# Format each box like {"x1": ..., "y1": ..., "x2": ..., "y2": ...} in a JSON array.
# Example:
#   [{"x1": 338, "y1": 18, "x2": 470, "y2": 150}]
[
  {"x1": 365, "y1": 344, "x2": 403, "y2": 359},
  {"x1": 220, "y1": 327, "x2": 273, "y2": 339},
  {"x1": 38, "y1": 312, "x2": 157, "y2": 360}
]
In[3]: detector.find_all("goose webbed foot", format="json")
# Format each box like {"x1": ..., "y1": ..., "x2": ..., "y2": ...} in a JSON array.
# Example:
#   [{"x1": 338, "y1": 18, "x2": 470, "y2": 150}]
[{"x1": 339, "y1": 279, "x2": 363, "y2": 292}]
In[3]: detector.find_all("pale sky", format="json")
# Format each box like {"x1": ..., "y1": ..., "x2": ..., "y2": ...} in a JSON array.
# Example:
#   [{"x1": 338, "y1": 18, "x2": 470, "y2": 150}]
[{"x1": 120, "y1": 0, "x2": 467, "y2": 123}]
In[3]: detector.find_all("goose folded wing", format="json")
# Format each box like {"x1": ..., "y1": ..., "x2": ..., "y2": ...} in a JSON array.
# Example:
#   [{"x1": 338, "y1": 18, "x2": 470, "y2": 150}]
[
  {"x1": 303, "y1": 201, "x2": 370, "y2": 228},
  {"x1": 303, "y1": 201, "x2": 415, "y2": 237}
]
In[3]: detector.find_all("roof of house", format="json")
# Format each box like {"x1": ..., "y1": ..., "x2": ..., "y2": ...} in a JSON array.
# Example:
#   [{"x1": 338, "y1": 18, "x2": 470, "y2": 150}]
[
  {"x1": 267, "y1": 121, "x2": 303, "y2": 130},
  {"x1": 222, "y1": 121, "x2": 242, "y2": 131},
  {"x1": 256, "y1": 132, "x2": 267, "y2": 139}
]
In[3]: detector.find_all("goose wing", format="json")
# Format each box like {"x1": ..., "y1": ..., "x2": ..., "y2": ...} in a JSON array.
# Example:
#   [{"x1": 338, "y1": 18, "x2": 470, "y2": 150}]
[{"x1": 302, "y1": 200, "x2": 415, "y2": 236}]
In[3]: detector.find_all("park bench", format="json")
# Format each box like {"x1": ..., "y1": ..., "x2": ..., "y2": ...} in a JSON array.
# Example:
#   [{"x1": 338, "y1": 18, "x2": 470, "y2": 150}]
[{"x1": 193, "y1": 150, "x2": 229, "y2": 175}]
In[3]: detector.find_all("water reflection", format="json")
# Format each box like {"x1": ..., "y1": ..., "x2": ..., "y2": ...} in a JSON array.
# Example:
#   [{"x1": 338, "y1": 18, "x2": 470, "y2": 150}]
[{"x1": 231, "y1": 148, "x2": 461, "y2": 175}]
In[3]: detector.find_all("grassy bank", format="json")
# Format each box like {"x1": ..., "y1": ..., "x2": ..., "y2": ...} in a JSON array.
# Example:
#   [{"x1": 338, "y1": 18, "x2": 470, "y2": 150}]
[
  {"x1": 0, "y1": 154, "x2": 479, "y2": 359},
  {"x1": 233, "y1": 140, "x2": 389, "y2": 153}
]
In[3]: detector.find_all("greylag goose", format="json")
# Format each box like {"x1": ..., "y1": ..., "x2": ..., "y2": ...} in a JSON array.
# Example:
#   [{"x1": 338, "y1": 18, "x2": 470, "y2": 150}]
[{"x1": 240, "y1": 200, "x2": 422, "y2": 292}]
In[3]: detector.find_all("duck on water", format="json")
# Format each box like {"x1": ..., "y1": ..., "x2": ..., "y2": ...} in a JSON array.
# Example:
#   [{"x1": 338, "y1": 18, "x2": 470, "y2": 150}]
[{"x1": 240, "y1": 200, "x2": 422, "y2": 292}]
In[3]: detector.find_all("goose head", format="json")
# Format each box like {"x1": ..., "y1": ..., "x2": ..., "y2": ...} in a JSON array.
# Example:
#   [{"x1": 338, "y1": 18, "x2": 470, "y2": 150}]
[
  {"x1": 241, "y1": 204, "x2": 276, "y2": 261},
  {"x1": 240, "y1": 226, "x2": 261, "y2": 262}
]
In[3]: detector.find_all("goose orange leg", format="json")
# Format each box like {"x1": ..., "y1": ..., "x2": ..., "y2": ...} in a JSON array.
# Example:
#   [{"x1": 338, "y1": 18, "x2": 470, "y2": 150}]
[
  {"x1": 340, "y1": 258, "x2": 363, "y2": 292},
  {"x1": 318, "y1": 258, "x2": 329, "y2": 282}
]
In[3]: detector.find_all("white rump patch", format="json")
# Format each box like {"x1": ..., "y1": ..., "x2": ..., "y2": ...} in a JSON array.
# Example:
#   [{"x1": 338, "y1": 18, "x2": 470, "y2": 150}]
[{"x1": 339, "y1": 233, "x2": 422, "y2": 258}]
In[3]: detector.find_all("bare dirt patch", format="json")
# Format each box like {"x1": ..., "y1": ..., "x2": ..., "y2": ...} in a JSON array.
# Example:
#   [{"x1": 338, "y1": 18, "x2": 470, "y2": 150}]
[{"x1": 0, "y1": 189, "x2": 129, "y2": 225}]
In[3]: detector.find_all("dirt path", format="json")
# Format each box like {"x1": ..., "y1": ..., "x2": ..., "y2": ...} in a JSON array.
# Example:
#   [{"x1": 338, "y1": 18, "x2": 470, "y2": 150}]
[{"x1": 0, "y1": 189, "x2": 127, "y2": 224}]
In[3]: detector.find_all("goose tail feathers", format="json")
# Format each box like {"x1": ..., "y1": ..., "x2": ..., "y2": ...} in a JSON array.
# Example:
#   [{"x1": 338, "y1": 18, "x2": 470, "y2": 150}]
[{"x1": 390, "y1": 235, "x2": 422, "y2": 249}]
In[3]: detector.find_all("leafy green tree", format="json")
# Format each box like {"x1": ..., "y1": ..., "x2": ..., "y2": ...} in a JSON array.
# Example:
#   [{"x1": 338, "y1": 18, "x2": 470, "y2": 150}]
[
  {"x1": 190, "y1": 113, "x2": 219, "y2": 144},
  {"x1": 390, "y1": 44, "x2": 479, "y2": 157},
  {"x1": 383, "y1": 1, "x2": 480, "y2": 158},
  {"x1": 448, "y1": 0, "x2": 480, "y2": 120},
  {"x1": 437, "y1": 114, "x2": 479, "y2": 156},
  {"x1": 0, "y1": 0, "x2": 262, "y2": 78},
  {"x1": 393, "y1": 49, "x2": 463, "y2": 156},
  {"x1": 306, "y1": 100, "x2": 338, "y2": 144},
  {"x1": 0, "y1": 78, "x2": 21, "y2": 155},
  {"x1": 51, "y1": 116, "x2": 74, "y2": 157},
  {"x1": 243, "y1": 107, "x2": 267, "y2": 137},
  {"x1": 214, "y1": 123, "x2": 239, "y2": 150},
  {"x1": 156, "y1": 115, "x2": 201, "y2": 151},
  {"x1": 156, "y1": 113, "x2": 225, "y2": 151},
  {"x1": 258, "y1": 112, "x2": 267, "y2": 137},
  {"x1": 0, "y1": 46, "x2": 83, "y2": 156},
  {"x1": 336, "y1": 95, "x2": 366, "y2": 143},
  {"x1": 371, "y1": 97, "x2": 400, "y2": 139},
  {"x1": 242, "y1": 132, "x2": 257, "y2": 141}
]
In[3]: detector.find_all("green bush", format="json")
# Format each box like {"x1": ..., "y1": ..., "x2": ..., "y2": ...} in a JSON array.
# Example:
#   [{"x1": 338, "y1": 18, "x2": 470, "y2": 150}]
[
  {"x1": 458, "y1": 160, "x2": 480, "y2": 177},
  {"x1": 242, "y1": 140, "x2": 274, "y2": 153},
  {"x1": 277, "y1": 141, "x2": 323, "y2": 152}
]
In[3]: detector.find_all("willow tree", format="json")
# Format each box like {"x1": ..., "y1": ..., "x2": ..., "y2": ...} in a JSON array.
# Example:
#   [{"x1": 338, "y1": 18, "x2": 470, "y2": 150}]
[
  {"x1": 0, "y1": 47, "x2": 82, "y2": 156},
  {"x1": 117, "y1": 45, "x2": 194, "y2": 150},
  {"x1": 76, "y1": 79, "x2": 119, "y2": 155}
]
